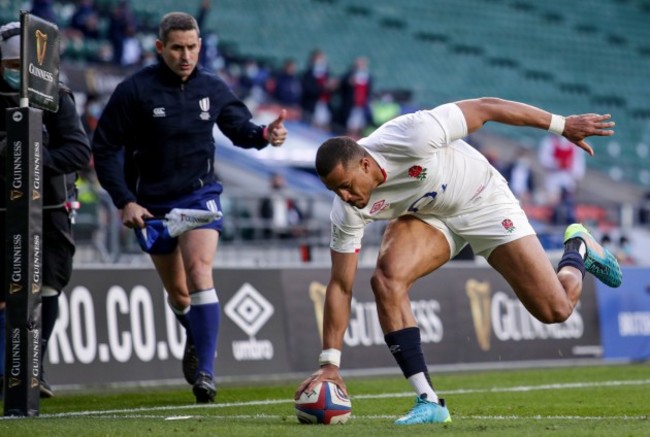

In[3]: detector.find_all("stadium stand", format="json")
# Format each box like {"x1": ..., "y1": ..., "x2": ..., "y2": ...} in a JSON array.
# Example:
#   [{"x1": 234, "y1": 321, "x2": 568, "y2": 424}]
[
  {"x1": 3, "y1": 0, "x2": 647, "y2": 186},
  {"x1": 194, "y1": 0, "x2": 650, "y2": 186},
  {"x1": 2, "y1": 0, "x2": 649, "y2": 263}
]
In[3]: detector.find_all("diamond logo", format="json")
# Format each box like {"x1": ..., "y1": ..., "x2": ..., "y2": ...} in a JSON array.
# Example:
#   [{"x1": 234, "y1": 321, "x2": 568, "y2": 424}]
[{"x1": 225, "y1": 283, "x2": 274, "y2": 337}]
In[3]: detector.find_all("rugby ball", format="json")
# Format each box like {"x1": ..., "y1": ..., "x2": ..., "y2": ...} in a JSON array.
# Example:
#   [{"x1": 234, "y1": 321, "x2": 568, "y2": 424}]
[{"x1": 295, "y1": 381, "x2": 352, "y2": 424}]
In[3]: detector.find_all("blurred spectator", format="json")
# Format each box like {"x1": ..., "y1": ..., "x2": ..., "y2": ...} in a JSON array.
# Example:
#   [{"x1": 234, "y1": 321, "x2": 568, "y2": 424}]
[
  {"x1": 200, "y1": 32, "x2": 222, "y2": 70},
  {"x1": 238, "y1": 58, "x2": 270, "y2": 104},
  {"x1": 538, "y1": 134, "x2": 585, "y2": 204},
  {"x1": 601, "y1": 234, "x2": 613, "y2": 252},
  {"x1": 196, "y1": 0, "x2": 211, "y2": 28},
  {"x1": 335, "y1": 56, "x2": 373, "y2": 138},
  {"x1": 550, "y1": 187, "x2": 576, "y2": 225},
  {"x1": 81, "y1": 94, "x2": 103, "y2": 138},
  {"x1": 220, "y1": 196, "x2": 254, "y2": 241},
  {"x1": 639, "y1": 191, "x2": 650, "y2": 225},
  {"x1": 31, "y1": 0, "x2": 58, "y2": 24},
  {"x1": 616, "y1": 235, "x2": 635, "y2": 265},
  {"x1": 107, "y1": 0, "x2": 138, "y2": 66},
  {"x1": 73, "y1": 166, "x2": 104, "y2": 245},
  {"x1": 120, "y1": 23, "x2": 142, "y2": 66},
  {"x1": 272, "y1": 58, "x2": 301, "y2": 108},
  {"x1": 300, "y1": 49, "x2": 335, "y2": 130},
  {"x1": 370, "y1": 92, "x2": 401, "y2": 127},
  {"x1": 196, "y1": 0, "x2": 223, "y2": 71},
  {"x1": 69, "y1": 0, "x2": 101, "y2": 40},
  {"x1": 259, "y1": 173, "x2": 305, "y2": 239},
  {"x1": 502, "y1": 148, "x2": 535, "y2": 204}
]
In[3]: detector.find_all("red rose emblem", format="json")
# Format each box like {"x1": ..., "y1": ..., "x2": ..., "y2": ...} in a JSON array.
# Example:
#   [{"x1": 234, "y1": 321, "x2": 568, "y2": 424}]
[
  {"x1": 501, "y1": 218, "x2": 516, "y2": 233},
  {"x1": 408, "y1": 166, "x2": 423, "y2": 178},
  {"x1": 408, "y1": 165, "x2": 427, "y2": 181}
]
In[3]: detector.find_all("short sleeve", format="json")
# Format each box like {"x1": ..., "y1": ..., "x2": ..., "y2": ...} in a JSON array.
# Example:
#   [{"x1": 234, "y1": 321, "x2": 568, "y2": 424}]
[
  {"x1": 329, "y1": 198, "x2": 365, "y2": 253},
  {"x1": 428, "y1": 103, "x2": 469, "y2": 143}
]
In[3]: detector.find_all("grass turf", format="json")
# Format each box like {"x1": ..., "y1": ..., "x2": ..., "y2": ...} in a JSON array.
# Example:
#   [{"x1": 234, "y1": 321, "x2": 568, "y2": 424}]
[{"x1": 1, "y1": 363, "x2": 648, "y2": 436}]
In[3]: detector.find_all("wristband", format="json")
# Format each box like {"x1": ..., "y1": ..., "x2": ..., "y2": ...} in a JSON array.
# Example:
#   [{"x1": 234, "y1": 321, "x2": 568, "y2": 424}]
[
  {"x1": 318, "y1": 348, "x2": 341, "y2": 368},
  {"x1": 548, "y1": 114, "x2": 566, "y2": 136},
  {"x1": 263, "y1": 126, "x2": 269, "y2": 141}
]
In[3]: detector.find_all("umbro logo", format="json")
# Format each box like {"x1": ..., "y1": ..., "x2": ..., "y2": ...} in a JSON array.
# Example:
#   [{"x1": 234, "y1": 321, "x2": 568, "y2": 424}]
[
  {"x1": 153, "y1": 107, "x2": 166, "y2": 118},
  {"x1": 224, "y1": 283, "x2": 274, "y2": 337},
  {"x1": 369, "y1": 200, "x2": 389, "y2": 215}
]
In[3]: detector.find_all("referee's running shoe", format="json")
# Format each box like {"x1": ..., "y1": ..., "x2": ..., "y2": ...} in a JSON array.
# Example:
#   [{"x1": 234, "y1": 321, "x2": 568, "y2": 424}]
[
  {"x1": 182, "y1": 341, "x2": 198, "y2": 385},
  {"x1": 395, "y1": 395, "x2": 452, "y2": 425},
  {"x1": 193, "y1": 372, "x2": 216, "y2": 404},
  {"x1": 564, "y1": 223, "x2": 622, "y2": 288}
]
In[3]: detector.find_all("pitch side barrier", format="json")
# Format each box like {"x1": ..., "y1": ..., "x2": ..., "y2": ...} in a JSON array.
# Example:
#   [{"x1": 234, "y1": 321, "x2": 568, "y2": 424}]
[
  {"x1": 41, "y1": 264, "x2": 611, "y2": 389},
  {"x1": 596, "y1": 266, "x2": 650, "y2": 361}
]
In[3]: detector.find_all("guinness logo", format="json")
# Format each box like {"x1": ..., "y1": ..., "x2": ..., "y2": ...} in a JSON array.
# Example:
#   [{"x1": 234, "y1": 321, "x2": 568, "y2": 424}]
[
  {"x1": 32, "y1": 283, "x2": 41, "y2": 294},
  {"x1": 309, "y1": 281, "x2": 327, "y2": 342},
  {"x1": 9, "y1": 377, "x2": 21, "y2": 389},
  {"x1": 31, "y1": 377, "x2": 40, "y2": 388},
  {"x1": 35, "y1": 29, "x2": 48, "y2": 65},
  {"x1": 10, "y1": 190, "x2": 23, "y2": 201},
  {"x1": 32, "y1": 189, "x2": 40, "y2": 200},
  {"x1": 9, "y1": 283, "x2": 23, "y2": 294},
  {"x1": 466, "y1": 279, "x2": 492, "y2": 351}
]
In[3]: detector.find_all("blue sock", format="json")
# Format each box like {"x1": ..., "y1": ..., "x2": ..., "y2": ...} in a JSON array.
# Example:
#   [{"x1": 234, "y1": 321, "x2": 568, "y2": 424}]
[
  {"x1": 558, "y1": 247, "x2": 586, "y2": 278},
  {"x1": 385, "y1": 327, "x2": 432, "y2": 384},
  {"x1": 0, "y1": 308, "x2": 5, "y2": 378},
  {"x1": 188, "y1": 289, "x2": 220, "y2": 379}
]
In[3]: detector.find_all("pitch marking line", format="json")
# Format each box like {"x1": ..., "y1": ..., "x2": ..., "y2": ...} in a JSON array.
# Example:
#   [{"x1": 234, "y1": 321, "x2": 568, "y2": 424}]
[
  {"x1": 22, "y1": 414, "x2": 649, "y2": 422},
  {"x1": 13, "y1": 378, "x2": 650, "y2": 420}
]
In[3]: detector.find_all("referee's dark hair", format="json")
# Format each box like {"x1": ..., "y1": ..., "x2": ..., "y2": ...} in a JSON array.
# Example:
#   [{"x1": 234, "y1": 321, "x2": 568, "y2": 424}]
[{"x1": 158, "y1": 12, "x2": 200, "y2": 44}]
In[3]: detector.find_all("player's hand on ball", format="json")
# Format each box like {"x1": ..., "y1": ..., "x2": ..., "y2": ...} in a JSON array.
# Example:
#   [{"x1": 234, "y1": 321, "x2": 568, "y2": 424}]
[
  {"x1": 295, "y1": 380, "x2": 352, "y2": 425},
  {"x1": 294, "y1": 364, "x2": 347, "y2": 400}
]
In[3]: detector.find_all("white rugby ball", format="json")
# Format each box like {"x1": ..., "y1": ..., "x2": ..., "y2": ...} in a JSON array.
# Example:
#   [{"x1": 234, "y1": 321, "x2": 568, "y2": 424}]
[{"x1": 295, "y1": 381, "x2": 352, "y2": 424}]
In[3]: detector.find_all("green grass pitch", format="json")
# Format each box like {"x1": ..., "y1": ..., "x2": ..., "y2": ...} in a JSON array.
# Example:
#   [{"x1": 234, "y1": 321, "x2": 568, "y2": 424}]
[{"x1": 1, "y1": 364, "x2": 648, "y2": 436}]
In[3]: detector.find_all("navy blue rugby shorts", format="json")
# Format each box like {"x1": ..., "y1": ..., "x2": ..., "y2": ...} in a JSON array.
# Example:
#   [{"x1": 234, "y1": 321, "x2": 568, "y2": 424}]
[{"x1": 136, "y1": 181, "x2": 224, "y2": 255}]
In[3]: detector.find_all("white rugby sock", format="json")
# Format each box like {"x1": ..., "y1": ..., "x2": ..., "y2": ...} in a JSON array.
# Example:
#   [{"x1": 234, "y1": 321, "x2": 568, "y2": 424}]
[{"x1": 408, "y1": 372, "x2": 439, "y2": 403}]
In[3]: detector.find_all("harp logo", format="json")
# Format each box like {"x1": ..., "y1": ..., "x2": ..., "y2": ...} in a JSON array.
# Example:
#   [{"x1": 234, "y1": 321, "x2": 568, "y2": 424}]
[{"x1": 35, "y1": 29, "x2": 48, "y2": 65}]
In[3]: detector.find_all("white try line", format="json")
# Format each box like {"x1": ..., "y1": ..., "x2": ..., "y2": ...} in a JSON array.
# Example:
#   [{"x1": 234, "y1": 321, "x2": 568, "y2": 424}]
[
  {"x1": 354, "y1": 378, "x2": 650, "y2": 399},
  {"x1": 22, "y1": 413, "x2": 650, "y2": 422},
  {"x1": 12, "y1": 378, "x2": 650, "y2": 420}
]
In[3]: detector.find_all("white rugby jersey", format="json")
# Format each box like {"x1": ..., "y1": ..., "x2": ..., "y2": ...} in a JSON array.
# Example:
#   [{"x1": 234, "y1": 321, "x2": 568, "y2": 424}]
[{"x1": 330, "y1": 103, "x2": 505, "y2": 253}]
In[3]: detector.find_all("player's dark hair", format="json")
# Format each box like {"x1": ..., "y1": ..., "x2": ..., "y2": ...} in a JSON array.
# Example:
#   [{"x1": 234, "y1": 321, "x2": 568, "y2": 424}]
[
  {"x1": 159, "y1": 12, "x2": 200, "y2": 44},
  {"x1": 315, "y1": 136, "x2": 366, "y2": 177}
]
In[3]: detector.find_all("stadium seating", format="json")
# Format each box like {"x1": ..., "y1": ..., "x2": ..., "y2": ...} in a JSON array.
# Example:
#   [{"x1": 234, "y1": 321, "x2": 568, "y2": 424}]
[
  {"x1": 1, "y1": 0, "x2": 648, "y2": 187},
  {"x1": 191, "y1": 0, "x2": 650, "y2": 187}
]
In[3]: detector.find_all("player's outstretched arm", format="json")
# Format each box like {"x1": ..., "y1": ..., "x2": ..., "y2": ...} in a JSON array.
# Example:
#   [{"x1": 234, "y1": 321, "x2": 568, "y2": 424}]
[
  {"x1": 294, "y1": 250, "x2": 358, "y2": 399},
  {"x1": 456, "y1": 97, "x2": 615, "y2": 155}
]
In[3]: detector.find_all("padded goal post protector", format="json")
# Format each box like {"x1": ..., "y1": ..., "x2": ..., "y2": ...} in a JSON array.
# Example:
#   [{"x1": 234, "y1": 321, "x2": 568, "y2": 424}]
[{"x1": 3, "y1": 107, "x2": 43, "y2": 417}]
